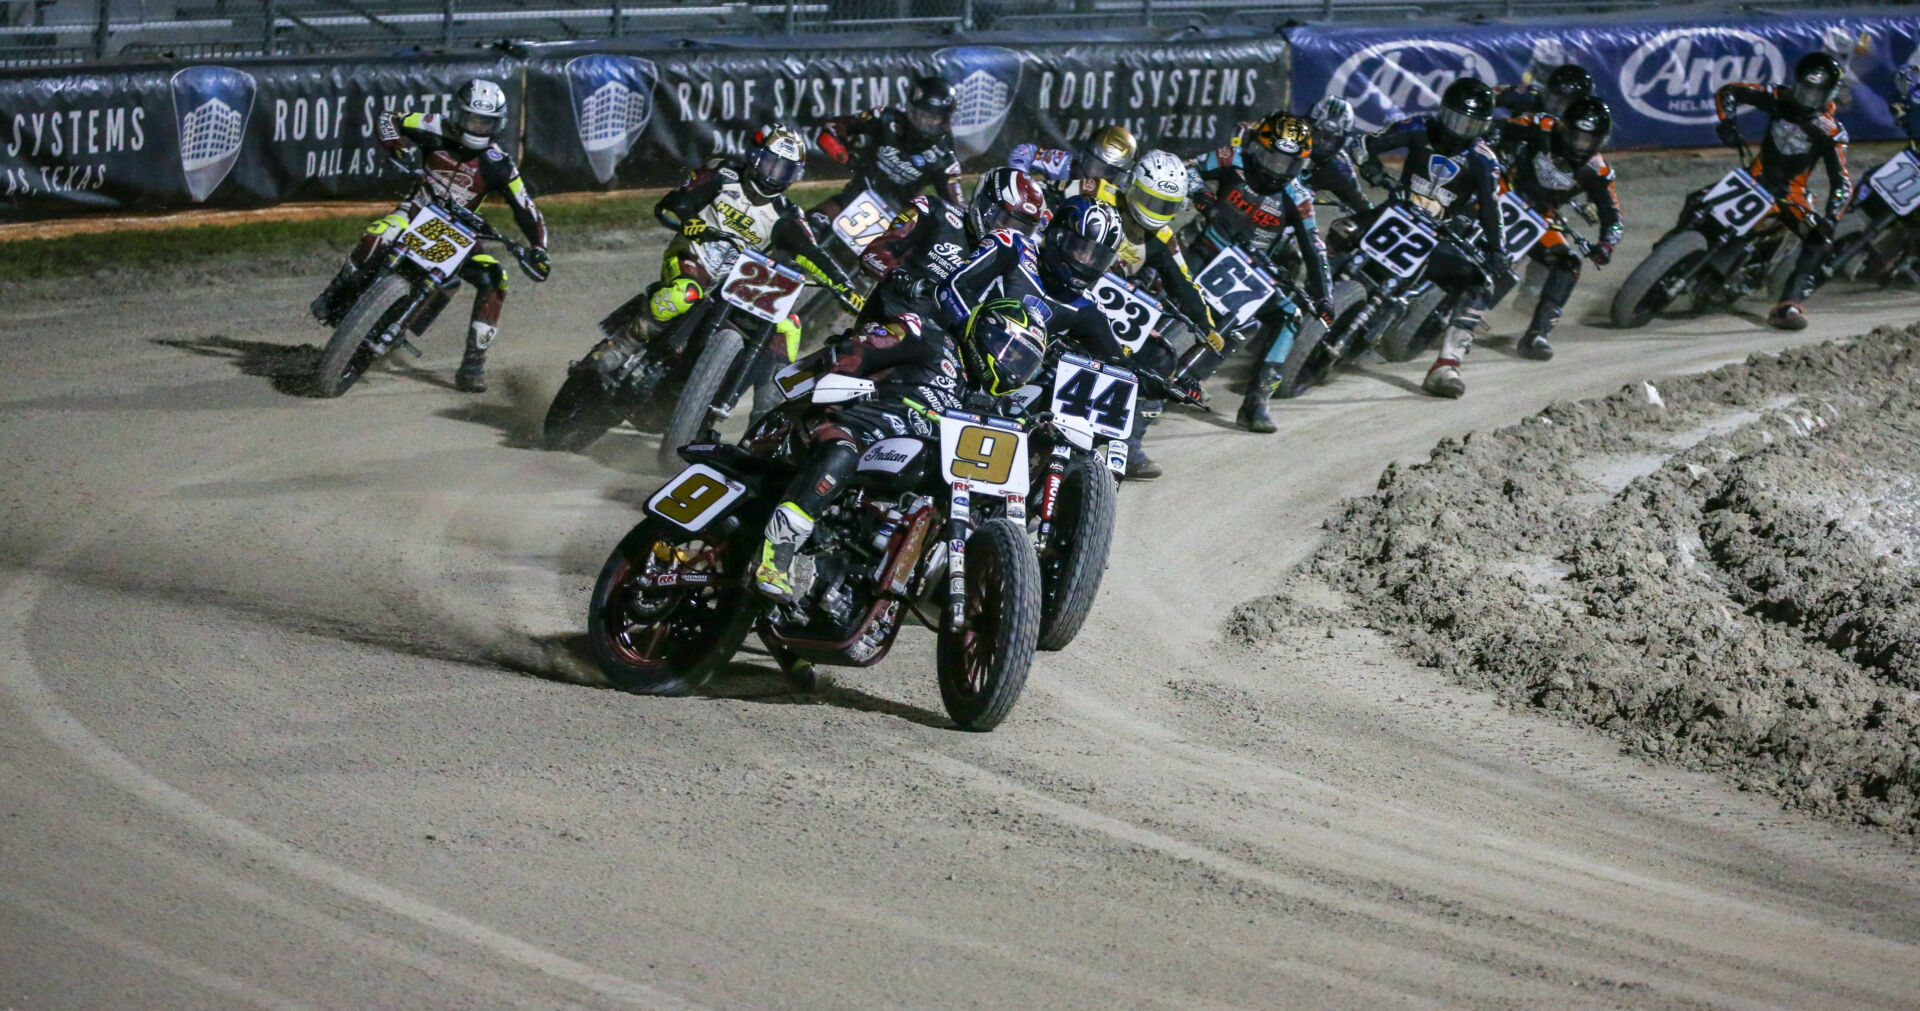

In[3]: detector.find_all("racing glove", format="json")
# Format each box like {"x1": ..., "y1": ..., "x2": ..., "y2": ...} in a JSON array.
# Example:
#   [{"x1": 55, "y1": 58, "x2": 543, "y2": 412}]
[
  {"x1": 1589, "y1": 242, "x2": 1613, "y2": 267},
  {"x1": 1311, "y1": 296, "x2": 1336, "y2": 325},
  {"x1": 525, "y1": 246, "x2": 552, "y2": 281},
  {"x1": 1360, "y1": 159, "x2": 1391, "y2": 189},
  {"x1": 1714, "y1": 119, "x2": 1742, "y2": 147}
]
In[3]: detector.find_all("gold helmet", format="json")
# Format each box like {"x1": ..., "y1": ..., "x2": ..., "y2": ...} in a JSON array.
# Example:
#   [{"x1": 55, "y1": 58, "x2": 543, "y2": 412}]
[
  {"x1": 1078, "y1": 125, "x2": 1138, "y2": 182},
  {"x1": 1243, "y1": 112, "x2": 1313, "y2": 190}
]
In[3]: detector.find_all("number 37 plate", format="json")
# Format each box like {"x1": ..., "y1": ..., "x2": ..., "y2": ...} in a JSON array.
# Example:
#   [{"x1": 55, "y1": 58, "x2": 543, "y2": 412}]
[{"x1": 939, "y1": 412, "x2": 1029, "y2": 498}]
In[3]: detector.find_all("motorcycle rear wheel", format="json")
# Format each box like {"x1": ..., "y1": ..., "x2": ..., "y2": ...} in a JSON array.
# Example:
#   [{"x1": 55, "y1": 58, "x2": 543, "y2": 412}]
[
  {"x1": 1610, "y1": 231, "x2": 1709, "y2": 328},
  {"x1": 587, "y1": 516, "x2": 756, "y2": 695},
  {"x1": 312, "y1": 275, "x2": 408, "y2": 398},
  {"x1": 937, "y1": 517, "x2": 1042, "y2": 731},
  {"x1": 542, "y1": 366, "x2": 626, "y2": 452},
  {"x1": 1035, "y1": 453, "x2": 1117, "y2": 652},
  {"x1": 658, "y1": 327, "x2": 743, "y2": 469}
]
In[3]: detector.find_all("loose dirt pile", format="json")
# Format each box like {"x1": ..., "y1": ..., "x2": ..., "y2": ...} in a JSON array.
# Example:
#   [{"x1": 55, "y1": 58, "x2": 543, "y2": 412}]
[{"x1": 1241, "y1": 327, "x2": 1920, "y2": 837}]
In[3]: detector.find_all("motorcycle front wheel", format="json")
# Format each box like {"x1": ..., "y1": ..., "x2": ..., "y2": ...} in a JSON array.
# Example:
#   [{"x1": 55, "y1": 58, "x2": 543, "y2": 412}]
[
  {"x1": 937, "y1": 517, "x2": 1042, "y2": 731},
  {"x1": 658, "y1": 327, "x2": 744, "y2": 469},
  {"x1": 1610, "y1": 231, "x2": 1709, "y2": 328},
  {"x1": 587, "y1": 516, "x2": 757, "y2": 695},
  {"x1": 1277, "y1": 280, "x2": 1366, "y2": 399},
  {"x1": 312, "y1": 274, "x2": 409, "y2": 398},
  {"x1": 1377, "y1": 284, "x2": 1446, "y2": 364},
  {"x1": 1035, "y1": 452, "x2": 1118, "y2": 652},
  {"x1": 542, "y1": 366, "x2": 627, "y2": 452}
]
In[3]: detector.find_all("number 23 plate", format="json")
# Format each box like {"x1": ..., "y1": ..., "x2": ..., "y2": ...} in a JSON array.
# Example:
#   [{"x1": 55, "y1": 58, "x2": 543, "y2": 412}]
[{"x1": 939, "y1": 413, "x2": 1029, "y2": 497}]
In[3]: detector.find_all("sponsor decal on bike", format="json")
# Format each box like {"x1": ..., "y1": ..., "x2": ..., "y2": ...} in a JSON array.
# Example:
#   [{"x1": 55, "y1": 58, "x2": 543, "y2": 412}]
[
  {"x1": 1619, "y1": 28, "x2": 1784, "y2": 125},
  {"x1": 566, "y1": 54, "x2": 658, "y2": 184},
  {"x1": 1320, "y1": 40, "x2": 1497, "y2": 133},
  {"x1": 171, "y1": 66, "x2": 255, "y2": 202},
  {"x1": 934, "y1": 46, "x2": 1022, "y2": 159}
]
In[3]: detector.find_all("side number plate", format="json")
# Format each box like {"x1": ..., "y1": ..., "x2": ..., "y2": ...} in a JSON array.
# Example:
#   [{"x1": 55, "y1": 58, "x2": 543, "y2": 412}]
[
  {"x1": 1868, "y1": 149, "x2": 1920, "y2": 218},
  {"x1": 719, "y1": 248, "x2": 808, "y2": 323},
  {"x1": 1358, "y1": 204, "x2": 1439, "y2": 279},
  {"x1": 1087, "y1": 272, "x2": 1164, "y2": 352},
  {"x1": 831, "y1": 189, "x2": 895, "y2": 253},
  {"x1": 1700, "y1": 168, "x2": 1775, "y2": 236},
  {"x1": 645, "y1": 463, "x2": 748, "y2": 533}
]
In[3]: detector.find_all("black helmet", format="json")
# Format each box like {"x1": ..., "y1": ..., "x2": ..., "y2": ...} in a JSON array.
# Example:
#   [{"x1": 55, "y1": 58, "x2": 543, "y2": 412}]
[
  {"x1": 1791, "y1": 51, "x2": 1844, "y2": 112},
  {"x1": 1437, "y1": 77, "x2": 1496, "y2": 145},
  {"x1": 959, "y1": 297, "x2": 1049, "y2": 397},
  {"x1": 1541, "y1": 64, "x2": 1593, "y2": 117},
  {"x1": 1039, "y1": 195, "x2": 1122, "y2": 294},
  {"x1": 1555, "y1": 96, "x2": 1612, "y2": 162},
  {"x1": 906, "y1": 76, "x2": 955, "y2": 141}
]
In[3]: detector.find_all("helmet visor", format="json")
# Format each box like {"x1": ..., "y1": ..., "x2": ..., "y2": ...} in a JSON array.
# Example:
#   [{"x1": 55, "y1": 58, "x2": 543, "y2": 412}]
[
  {"x1": 456, "y1": 108, "x2": 504, "y2": 142},
  {"x1": 908, "y1": 104, "x2": 951, "y2": 137},
  {"x1": 752, "y1": 147, "x2": 805, "y2": 190},
  {"x1": 1438, "y1": 106, "x2": 1493, "y2": 140},
  {"x1": 1081, "y1": 153, "x2": 1127, "y2": 181},
  {"x1": 1052, "y1": 228, "x2": 1118, "y2": 280},
  {"x1": 1127, "y1": 185, "x2": 1184, "y2": 227},
  {"x1": 980, "y1": 201, "x2": 1044, "y2": 236},
  {"x1": 978, "y1": 316, "x2": 1048, "y2": 395},
  {"x1": 1792, "y1": 78, "x2": 1839, "y2": 110},
  {"x1": 1246, "y1": 142, "x2": 1303, "y2": 181}
]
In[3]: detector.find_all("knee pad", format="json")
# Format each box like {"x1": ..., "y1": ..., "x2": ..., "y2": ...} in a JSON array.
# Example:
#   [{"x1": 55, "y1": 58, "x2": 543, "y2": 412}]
[
  {"x1": 649, "y1": 277, "x2": 703, "y2": 322},
  {"x1": 470, "y1": 253, "x2": 508, "y2": 294},
  {"x1": 775, "y1": 314, "x2": 803, "y2": 362}
]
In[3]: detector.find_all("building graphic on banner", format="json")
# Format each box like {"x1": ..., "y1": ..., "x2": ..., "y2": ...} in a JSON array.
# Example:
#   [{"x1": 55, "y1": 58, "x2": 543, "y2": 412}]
[
  {"x1": 934, "y1": 46, "x2": 1021, "y2": 159},
  {"x1": 567, "y1": 54, "x2": 657, "y2": 184},
  {"x1": 1321, "y1": 40, "x2": 1498, "y2": 133},
  {"x1": 170, "y1": 66, "x2": 255, "y2": 203},
  {"x1": 1620, "y1": 28, "x2": 1786, "y2": 125}
]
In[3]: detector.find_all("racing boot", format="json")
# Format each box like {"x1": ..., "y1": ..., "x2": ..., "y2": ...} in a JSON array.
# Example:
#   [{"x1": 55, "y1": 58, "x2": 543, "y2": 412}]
[
  {"x1": 1237, "y1": 364, "x2": 1281, "y2": 433},
  {"x1": 1423, "y1": 321, "x2": 1472, "y2": 399},
  {"x1": 1123, "y1": 419, "x2": 1162, "y2": 480},
  {"x1": 455, "y1": 321, "x2": 496, "y2": 393},
  {"x1": 755, "y1": 503, "x2": 817, "y2": 602},
  {"x1": 1767, "y1": 302, "x2": 1809, "y2": 331},
  {"x1": 309, "y1": 265, "x2": 360, "y2": 327},
  {"x1": 1517, "y1": 330, "x2": 1555, "y2": 361}
]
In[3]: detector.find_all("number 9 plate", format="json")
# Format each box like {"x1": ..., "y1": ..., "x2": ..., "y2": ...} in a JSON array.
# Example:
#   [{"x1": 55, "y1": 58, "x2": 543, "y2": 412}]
[
  {"x1": 646, "y1": 463, "x2": 748, "y2": 532},
  {"x1": 938, "y1": 412, "x2": 1029, "y2": 497}
]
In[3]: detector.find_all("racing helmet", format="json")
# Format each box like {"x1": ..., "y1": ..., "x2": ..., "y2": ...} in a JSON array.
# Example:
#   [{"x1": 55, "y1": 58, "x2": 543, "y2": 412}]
[
  {"x1": 1309, "y1": 95, "x2": 1356, "y2": 145},
  {"x1": 906, "y1": 76, "x2": 956, "y2": 142},
  {"x1": 967, "y1": 166, "x2": 1050, "y2": 244},
  {"x1": 1555, "y1": 96, "x2": 1613, "y2": 162},
  {"x1": 1244, "y1": 111, "x2": 1314, "y2": 194},
  {"x1": 1540, "y1": 64, "x2": 1593, "y2": 117},
  {"x1": 1039, "y1": 195, "x2": 1122, "y2": 294},
  {"x1": 452, "y1": 79, "x2": 508, "y2": 149},
  {"x1": 959, "y1": 297, "x2": 1050, "y2": 397},
  {"x1": 1077, "y1": 125, "x2": 1138, "y2": 182},
  {"x1": 1790, "y1": 51, "x2": 1844, "y2": 112},
  {"x1": 1125, "y1": 149, "x2": 1191, "y2": 230},
  {"x1": 1437, "y1": 77, "x2": 1496, "y2": 146},
  {"x1": 746, "y1": 123, "x2": 807, "y2": 198}
]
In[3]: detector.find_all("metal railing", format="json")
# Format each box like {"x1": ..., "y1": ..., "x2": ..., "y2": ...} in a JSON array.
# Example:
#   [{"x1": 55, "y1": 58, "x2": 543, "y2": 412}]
[{"x1": 0, "y1": 0, "x2": 1888, "y2": 66}]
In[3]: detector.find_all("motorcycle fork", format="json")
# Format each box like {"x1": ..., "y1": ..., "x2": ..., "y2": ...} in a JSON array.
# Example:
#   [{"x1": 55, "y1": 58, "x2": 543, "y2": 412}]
[
  {"x1": 710, "y1": 315, "x2": 779, "y2": 422},
  {"x1": 367, "y1": 283, "x2": 433, "y2": 359},
  {"x1": 1033, "y1": 445, "x2": 1069, "y2": 552},
  {"x1": 945, "y1": 501, "x2": 971, "y2": 634}
]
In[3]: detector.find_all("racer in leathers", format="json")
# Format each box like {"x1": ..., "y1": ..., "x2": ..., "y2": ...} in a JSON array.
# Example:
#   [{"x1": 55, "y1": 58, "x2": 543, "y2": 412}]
[
  {"x1": 1305, "y1": 96, "x2": 1375, "y2": 217},
  {"x1": 1712, "y1": 51, "x2": 1852, "y2": 330},
  {"x1": 810, "y1": 77, "x2": 966, "y2": 240},
  {"x1": 857, "y1": 166, "x2": 1051, "y2": 298},
  {"x1": 1496, "y1": 96, "x2": 1624, "y2": 361},
  {"x1": 1360, "y1": 77, "x2": 1509, "y2": 400},
  {"x1": 609, "y1": 124, "x2": 864, "y2": 415},
  {"x1": 752, "y1": 298, "x2": 1048, "y2": 600},
  {"x1": 1496, "y1": 64, "x2": 1593, "y2": 120},
  {"x1": 309, "y1": 78, "x2": 551, "y2": 393},
  {"x1": 1185, "y1": 112, "x2": 1337, "y2": 431},
  {"x1": 1008, "y1": 125, "x2": 1140, "y2": 208}
]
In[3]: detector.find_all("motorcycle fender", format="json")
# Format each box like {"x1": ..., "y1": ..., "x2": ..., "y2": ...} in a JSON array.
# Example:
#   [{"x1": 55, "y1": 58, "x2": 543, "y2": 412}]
[{"x1": 1701, "y1": 235, "x2": 1753, "y2": 281}]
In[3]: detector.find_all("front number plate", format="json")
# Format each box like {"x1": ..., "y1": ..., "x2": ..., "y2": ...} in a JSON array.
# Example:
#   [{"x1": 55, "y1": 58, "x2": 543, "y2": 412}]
[
  {"x1": 719, "y1": 248, "x2": 808, "y2": 323},
  {"x1": 831, "y1": 189, "x2": 896, "y2": 253},
  {"x1": 938, "y1": 412, "x2": 1029, "y2": 498},
  {"x1": 396, "y1": 206, "x2": 477, "y2": 280},
  {"x1": 645, "y1": 463, "x2": 748, "y2": 532},
  {"x1": 1868, "y1": 149, "x2": 1920, "y2": 218},
  {"x1": 1358, "y1": 204, "x2": 1440, "y2": 279},
  {"x1": 1700, "y1": 168, "x2": 1775, "y2": 236},
  {"x1": 1088, "y1": 272, "x2": 1164, "y2": 352},
  {"x1": 1050, "y1": 352, "x2": 1137, "y2": 440}
]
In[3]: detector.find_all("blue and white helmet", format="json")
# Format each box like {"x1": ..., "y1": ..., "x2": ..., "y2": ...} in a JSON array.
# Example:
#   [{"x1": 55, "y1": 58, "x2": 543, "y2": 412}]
[{"x1": 1040, "y1": 195, "x2": 1122, "y2": 293}]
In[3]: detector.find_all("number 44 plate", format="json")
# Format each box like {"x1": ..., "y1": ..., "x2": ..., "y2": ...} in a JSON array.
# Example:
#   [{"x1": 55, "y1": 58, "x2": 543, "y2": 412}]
[{"x1": 1050, "y1": 352, "x2": 1138, "y2": 440}]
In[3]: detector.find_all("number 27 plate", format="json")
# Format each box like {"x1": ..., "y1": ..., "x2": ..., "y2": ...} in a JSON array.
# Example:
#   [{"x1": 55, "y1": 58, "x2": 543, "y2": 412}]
[
  {"x1": 719, "y1": 248, "x2": 808, "y2": 323},
  {"x1": 939, "y1": 412, "x2": 1029, "y2": 498}
]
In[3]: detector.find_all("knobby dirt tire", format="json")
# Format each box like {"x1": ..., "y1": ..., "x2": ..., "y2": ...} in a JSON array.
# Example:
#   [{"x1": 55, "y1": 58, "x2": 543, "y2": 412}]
[
  {"x1": 542, "y1": 366, "x2": 626, "y2": 453},
  {"x1": 1277, "y1": 280, "x2": 1366, "y2": 399},
  {"x1": 658, "y1": 327, "x2": 743, "y2": 469},
  {"x1": 1035, "y1": 453, "x2": 1118, "y2": 652},
  {"x1": 312, "y1": 274, "x2": 408, "y2": 398},
  {"x1": 1377, "y1": 284, "x2": 1447, "y2": 364},
  {"x1": 937, "y1": 517, "x2": 1042, "y2": 731},
  {"x1": 587, "y1": 516, "x2": 756, "y2": 695},
  {"x1": 1611, "y1": 231, "x2": 1709, "y2": 329}
]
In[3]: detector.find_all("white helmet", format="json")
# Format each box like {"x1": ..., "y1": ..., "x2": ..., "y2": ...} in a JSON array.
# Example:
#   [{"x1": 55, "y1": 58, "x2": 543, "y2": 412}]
[
  {"x1": 1125, "y1": 149, "x2": 1189, "y2": 230},
  {"x1": 452, "y1": 79, "x2": 508, "y2": 149},
  {"x1": 1310, "y1": 95, "x2": 1355, "y2": 138}
]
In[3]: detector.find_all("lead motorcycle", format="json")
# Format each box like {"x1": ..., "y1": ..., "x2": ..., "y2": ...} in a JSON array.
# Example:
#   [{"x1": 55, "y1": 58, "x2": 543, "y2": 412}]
[
  {"x1": 311, "y1": 167, "x2": 545, "y2": 398},
  {"x1": 586, "y1": 371, "x2": 1043, "y2": 731}
]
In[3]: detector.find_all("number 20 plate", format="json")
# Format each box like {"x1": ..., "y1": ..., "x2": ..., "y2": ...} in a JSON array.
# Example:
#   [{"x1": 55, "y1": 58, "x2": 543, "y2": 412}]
[
  {"x1": 646, "y1": 463, "x2": 748, "y2": 532},
  {"x1": 719, "y1": 248, "x2": 808, "y2": 323},
  {"x1": 938, "y1": 413, "x2": 1029, "y2": 498}
]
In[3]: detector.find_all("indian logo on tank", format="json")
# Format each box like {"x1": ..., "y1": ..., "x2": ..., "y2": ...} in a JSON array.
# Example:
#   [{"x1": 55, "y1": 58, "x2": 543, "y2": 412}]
[
  {"x1": 1620, "y1": 28, "x2": 1785, "y2": 125},
  {"x1": 170, "y1": 66, "x2": 255, "y2": 203},
  {"x1": 1320, "y1": 40, "x2": 1497, "y2": 134},
  {"x1": 566, "y1": 54, "x2": 658, "y2": 184},
  {"x1": 932, "y1": 46, "x2": 1022, "y2": 160}
]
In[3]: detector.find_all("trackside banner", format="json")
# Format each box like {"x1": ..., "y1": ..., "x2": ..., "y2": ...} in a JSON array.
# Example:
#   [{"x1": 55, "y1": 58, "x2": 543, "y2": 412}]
[
  {"x1": 1287, "y1": 12, "x2": 1920, "y2": 149},
  {"x1": 0, "y1": 35, "x2": 1288, "y2": 216}
]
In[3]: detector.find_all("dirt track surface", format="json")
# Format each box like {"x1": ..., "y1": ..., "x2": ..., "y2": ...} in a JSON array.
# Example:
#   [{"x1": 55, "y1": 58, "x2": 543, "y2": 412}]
[{"x1": 5, "y1": 155, "x2": 1920, "y2": 1007}]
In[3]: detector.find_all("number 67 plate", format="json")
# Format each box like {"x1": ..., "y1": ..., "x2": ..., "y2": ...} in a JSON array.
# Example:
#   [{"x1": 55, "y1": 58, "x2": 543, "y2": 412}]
[{"x1": 939, "y1": 412, "x2": 1029, "y2": 497}]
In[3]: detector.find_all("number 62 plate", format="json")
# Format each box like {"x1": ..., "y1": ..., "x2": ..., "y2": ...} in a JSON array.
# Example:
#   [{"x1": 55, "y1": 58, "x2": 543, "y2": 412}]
[{"x1": 938, "y1": 412, "x2": 1029, "y2": 497}]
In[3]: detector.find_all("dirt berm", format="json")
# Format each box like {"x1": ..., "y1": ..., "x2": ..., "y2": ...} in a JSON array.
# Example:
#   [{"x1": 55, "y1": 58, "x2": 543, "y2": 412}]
[{"x1": 1238, "y1": 327, "x2": 1920, "y2": 838}]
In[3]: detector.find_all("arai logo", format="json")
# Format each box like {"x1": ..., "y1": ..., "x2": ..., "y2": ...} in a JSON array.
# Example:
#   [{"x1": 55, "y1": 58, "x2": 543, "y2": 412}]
[
  {"x1": 1323, "y1": 40, "x2": 1498, "y2": 133},
  {"x1": 1621, "y1": 28, "x2": 1785, "y2": 125}
]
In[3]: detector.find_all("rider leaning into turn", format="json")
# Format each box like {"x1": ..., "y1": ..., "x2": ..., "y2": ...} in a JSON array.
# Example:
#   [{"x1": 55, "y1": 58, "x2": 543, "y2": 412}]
[
  {"x1": 857, "y1": 166, "x2": 1052, "y2": 296},
  {"x1": 1186, "y1": 111, "x2": 1337, "y2": 431},
  {"x1": 1713, "y1": 51, "x2": 1852, "y2": 331},
  {"x1": 1496, "y1": 95, "x2": 1625, "y2": 361},
  {"x1": 1305, "y1": 97, "x2": 1376, "y2": 217},
  {"x1": 310, "y1": 78, "x2": 551, "y2": 393},
  {"x1": 1361, "y1": 77, "x2": 1509, "y2": 400},
  {"x1": 751, "y1": 299, "x2": 1049, "y2": 601},
  {"x1": 1495, "y1": 64, "x2": 1594, "y2": 120},
  {"x1": 811, "y1": 77, "x2": 967, "y2": 235}
]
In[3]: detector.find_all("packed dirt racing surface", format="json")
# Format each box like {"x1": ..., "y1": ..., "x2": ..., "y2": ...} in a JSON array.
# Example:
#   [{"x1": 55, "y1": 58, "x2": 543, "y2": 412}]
[{"x1": 5, "y1": 150, "x2": 1920, "y2": 1007}]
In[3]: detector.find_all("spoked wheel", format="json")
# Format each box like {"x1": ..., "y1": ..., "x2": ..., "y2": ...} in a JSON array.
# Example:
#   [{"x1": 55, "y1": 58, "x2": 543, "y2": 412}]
[
  {"x1": 542, "y1": 366, "x2": 627, "y2": 452},
  {"x1": 1034, "y1": 453, "x2": 1117, "y2": 652},
  {"x1": 587, "y1": 517, "x2": 757, "y2": 695},
  {"x1": 937, "y1": 517, "x2": 1042, "y2": 731},
  {"x1": 1610, "y1": 231, "x2": 1710, "y2": 328},
  {"x1": 312, "y1": 274, "x2": 408, "y2": 398}
]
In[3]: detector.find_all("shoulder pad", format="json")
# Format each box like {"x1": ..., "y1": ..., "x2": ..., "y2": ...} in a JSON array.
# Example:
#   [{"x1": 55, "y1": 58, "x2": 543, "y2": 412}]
[
  {"x1": 910, "y1": 194, "x2": 932, "y2": 213},
  {"x1": 1587, "y1": 154, "x2": 1614, "y2": 177},
  {"x1": 893, "y1": 313, "x2": 923, "y2": 337}
]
